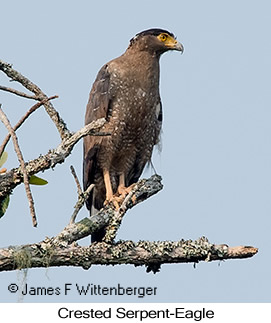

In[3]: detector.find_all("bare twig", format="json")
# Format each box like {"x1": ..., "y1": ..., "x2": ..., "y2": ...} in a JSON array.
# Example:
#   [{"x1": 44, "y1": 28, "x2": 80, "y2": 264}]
[
  {"x1": 69, "y1": 165, "x2": 95, "y2": 224},
  {"x1": 70, "y1": 165, "x2": 82, "y2": 195},
  {"x1": 69, "y1": 183, "x2": 94, "y2": 224},
  {"x1": 0, "y1": 85, "x2": 37, "y2": 100},
  {"x1": 0, "y1": 105, "x2": 37, "y2": 226},
  {"x1": 0, "y1": 95, "x2": 58, "y2": 158}
]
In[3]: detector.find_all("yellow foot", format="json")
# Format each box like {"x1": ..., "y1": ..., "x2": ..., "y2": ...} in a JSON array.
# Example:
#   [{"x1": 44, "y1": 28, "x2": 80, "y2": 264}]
[
  {"x1": 104, "y1": 197, "x2": 120, "y2": 210},
  {"x1": 117, "y1": 183, "x2": 136, "y2": 196},
  {"x1": 115, "y1": 183, "x2": 136, "y2": 204},
  {"x1": 103, "y1": 184, "x2": 136, "y2": 210}
]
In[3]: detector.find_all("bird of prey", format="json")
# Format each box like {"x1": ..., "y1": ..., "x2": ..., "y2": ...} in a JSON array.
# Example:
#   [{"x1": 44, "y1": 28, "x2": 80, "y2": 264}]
[{"x1": 83, "y1": 28, "x2": 183, "y2": 242}]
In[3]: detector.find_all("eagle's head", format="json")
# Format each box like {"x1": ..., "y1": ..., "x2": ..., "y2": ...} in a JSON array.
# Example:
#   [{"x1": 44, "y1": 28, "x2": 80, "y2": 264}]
[{"x1": 128, "y1": 28, "x2": 184, "y2": 55}]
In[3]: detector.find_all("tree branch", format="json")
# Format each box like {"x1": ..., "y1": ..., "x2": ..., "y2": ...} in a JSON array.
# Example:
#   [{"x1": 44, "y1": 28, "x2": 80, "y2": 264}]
[
  {"x1": 0, "y1": 95, "x2": 58, "y2": 158},
  {"x1": 0, "y1": 59, "x2": 70, "y2": 140},
  {"x1": 0, "y1": 106, "x2": 37, "y2": 226},
  {"x1": 0, "y1": 118, "x2": 107, "y2": 198},
  {"x1": 57, "y1": 175, "x2": 162, "y2": 243},
  {"x1": 0, "y1": 174, "x2": 258, "y2": 273},
  {"x1": 70, "y1": 165, "x2": 83, "y2": 195},
  {"x1": 0, "y1": 237, "x2": 258, "y2": 273},
  {"x1": 103, "y1": 180, "x2": 155, "y2": 243},
  {"x1": 69, "y1": 183, "x2": 94, "y2": 225},
  {"x1": 69, "y1": 165, "x2": 94, "y2": 224},
  {"x1": 0, "y1": 85, "x2": 37, "y2": 100}
]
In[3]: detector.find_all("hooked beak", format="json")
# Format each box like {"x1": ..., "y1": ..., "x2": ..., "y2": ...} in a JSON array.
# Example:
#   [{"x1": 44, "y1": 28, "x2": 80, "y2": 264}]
[
  {"x1": 165, "y1": 39, "x2": 184, "y2": 53},
  {"x1": 173, "y1": 40, "x2": 184, "y2": 53}
]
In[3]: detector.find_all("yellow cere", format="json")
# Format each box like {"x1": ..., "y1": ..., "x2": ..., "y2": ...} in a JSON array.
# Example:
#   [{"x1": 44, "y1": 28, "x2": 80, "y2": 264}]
[{"x1": 157, "y1": 33, "x2": 178, "y2": 48}]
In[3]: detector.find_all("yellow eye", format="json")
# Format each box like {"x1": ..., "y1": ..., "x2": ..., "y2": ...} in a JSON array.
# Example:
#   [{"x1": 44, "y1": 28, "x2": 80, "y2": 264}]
[{"x1": 159, "y1": 33, "x2": 167, "y2": 42}]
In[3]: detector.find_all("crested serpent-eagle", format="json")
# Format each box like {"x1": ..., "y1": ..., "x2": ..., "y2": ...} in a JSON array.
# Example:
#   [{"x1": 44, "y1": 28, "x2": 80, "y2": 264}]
[{"x1": 83, "y1": 28, "x2": 183, "y2": 242}]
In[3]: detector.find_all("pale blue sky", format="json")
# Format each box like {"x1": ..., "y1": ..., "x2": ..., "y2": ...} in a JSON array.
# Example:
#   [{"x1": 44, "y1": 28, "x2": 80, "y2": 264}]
[{"x1": 0, "y1": 0, "x2": 270, "y2": 302}]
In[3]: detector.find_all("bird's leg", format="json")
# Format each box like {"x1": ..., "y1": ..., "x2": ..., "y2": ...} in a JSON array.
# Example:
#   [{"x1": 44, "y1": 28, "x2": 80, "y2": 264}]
[
  {"x1": 116, "y1": 173, "x2": 135, "y2": 197},
  {"x1": 103, "y1": 171, "x2": 135, "y2": 209},
  {"x1": 117, "y1": 173, "x2": 126, "y2": 195},
  {"x1": 103, "y1": 169, "x2": 113, "y2": 201},
  {"x1": 103, "y1": 169, "x2": 119, "y2": 209}
]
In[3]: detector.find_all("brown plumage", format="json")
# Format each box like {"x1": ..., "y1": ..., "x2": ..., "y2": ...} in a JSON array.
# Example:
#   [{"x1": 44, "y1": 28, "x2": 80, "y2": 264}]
[{"x1": 83, "y1": 28, "x2": 183, "y2": 242}]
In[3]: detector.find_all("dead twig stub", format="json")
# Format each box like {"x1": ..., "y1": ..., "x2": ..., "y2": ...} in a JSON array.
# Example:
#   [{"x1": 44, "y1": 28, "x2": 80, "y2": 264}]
[{"x1": 70, "y1": 165, "x2": 82, "y2": 195}]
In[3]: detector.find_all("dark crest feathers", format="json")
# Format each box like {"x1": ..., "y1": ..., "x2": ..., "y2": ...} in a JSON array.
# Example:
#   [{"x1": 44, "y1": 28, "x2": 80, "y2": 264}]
[{"x1": 130, "y1": 28, "x2": 175, "y2": 45}]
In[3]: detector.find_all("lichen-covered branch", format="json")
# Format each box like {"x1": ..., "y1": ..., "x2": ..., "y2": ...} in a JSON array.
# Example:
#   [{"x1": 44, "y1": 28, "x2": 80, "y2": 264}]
[
  {"x1": 0, "y1": 118, "x2": 107, "y2": 198},
  {"x1": 57, "y1": 175, "x2": 163, "y2": 243},
  {"x1": 0, "y1": 237, "x2": 258, "y2": 273},
  {"x1": 103, "y1": 178, "x2": 162, "y2": 243}
]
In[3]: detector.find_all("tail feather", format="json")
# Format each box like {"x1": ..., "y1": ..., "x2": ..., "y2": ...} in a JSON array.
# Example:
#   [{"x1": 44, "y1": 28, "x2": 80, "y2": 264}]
[
  {"x1": 89, "y1": 192, "x2": 106, "y2": 243},
  {"x1": 91, "y1": 228, "x2": 106, "y2": 243}
]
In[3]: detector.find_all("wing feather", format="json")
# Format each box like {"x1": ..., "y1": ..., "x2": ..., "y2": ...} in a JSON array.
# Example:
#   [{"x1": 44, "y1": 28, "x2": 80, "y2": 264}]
[{"x1": 83, "y1": 64, "x2": 111, "y2": 210}]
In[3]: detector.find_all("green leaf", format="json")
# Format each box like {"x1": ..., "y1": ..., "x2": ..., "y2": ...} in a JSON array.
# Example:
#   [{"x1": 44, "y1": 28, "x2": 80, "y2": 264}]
[
  {"x1": 0, "y1": 195, "x2": 10, "y2": 219},
  {"x1": 29, "y1": 175, "x2": 48, "y2": 185},
  {"x1": 0, "y1": 152, "x2": 8, "y2": 168}
]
